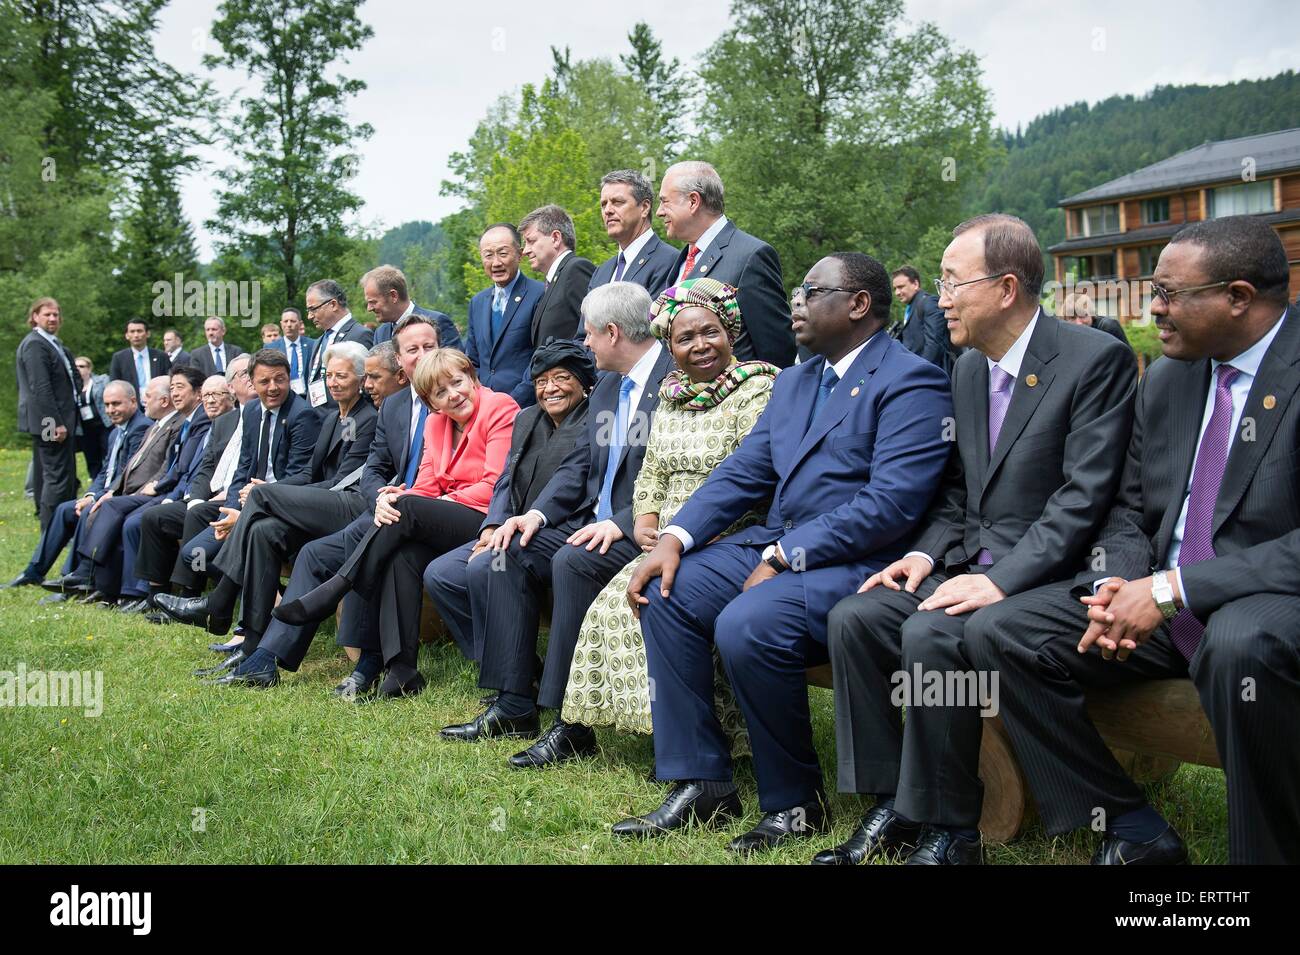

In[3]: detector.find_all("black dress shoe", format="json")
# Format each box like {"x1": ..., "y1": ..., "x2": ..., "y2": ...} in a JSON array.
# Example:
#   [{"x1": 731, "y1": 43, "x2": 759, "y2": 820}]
[
  {"x1": 144, "y1": 611, "x2": 175, "y2": 625},
  {"x1": 193, "y1": 649, "x2": 244, "y2": 677},
  {"x1": 1092, "y1": 826, "x2": 1188, "y2": 865},
  {"x1": 38, "y1": 593, "x2": 70, "y2": 605},
  {"x1": 271, "y1": 573, "x2": 352, "y2": 626},
  {"x1": 333, "y1": 671, "x2": 380, "y2": 700},
  {"x1": 3, "y1": 573, "x2": 41, "y2": 589},
  {"x1": 204, "y1": 667, "x2": 279, "y2": 688},
  {"x1": 612, "y1": 782, "x2": 744, "y2": 838},
  {"x1": 440, "y1": 702, "x2": 540, "y2": 742},
  {"x1": 79, "y1": 590, "x2": 110, "y2": 605},
  {"x1": 508, "y1": 719, "x2": 598, "y2": 769},
  {"x1": 904, "y1": 827, "x2": 984, "y2": 865},
  {"x1": 209, "y1": 639, "x2": 243, "y2": 653},
  {"x1": 150, "y1": 593, "x2": 232, "y2": 635},
  {"x1": 375, "y1": 671, "x2": 426, "y2": 699},
  {"x1": 811, "y1": 805, "x2": 924, "y2": 865},
  {"x1": 728, "y1": 797, "x2": 831, "y2": 854},
  {"x1": 114, "y1": 598, "x2": 150, "y2": 614},
  {"x1": 42, "y1": 574, "x2": 91, "y2": 594}
]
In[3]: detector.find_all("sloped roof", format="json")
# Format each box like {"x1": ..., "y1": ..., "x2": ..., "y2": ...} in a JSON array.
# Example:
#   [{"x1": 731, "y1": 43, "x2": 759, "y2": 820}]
[
  {"x1": 1048, "y1": 208, "x2": 1300, "y2": 255},
  {"x1": 1061, "y1": 128, "x2": 1300, "y2": 205}
]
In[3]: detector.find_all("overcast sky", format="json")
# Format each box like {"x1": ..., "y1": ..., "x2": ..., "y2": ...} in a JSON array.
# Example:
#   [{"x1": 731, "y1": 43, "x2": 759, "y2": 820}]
[{"x1": 153, "y1": 0, "x2": 1299, "y2": 257}]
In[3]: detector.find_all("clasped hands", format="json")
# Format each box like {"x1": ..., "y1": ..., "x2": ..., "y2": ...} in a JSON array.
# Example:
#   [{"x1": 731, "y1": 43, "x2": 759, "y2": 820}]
[{"x1": 1078, "y1": 576, "x2": 1170, "y2": 662}]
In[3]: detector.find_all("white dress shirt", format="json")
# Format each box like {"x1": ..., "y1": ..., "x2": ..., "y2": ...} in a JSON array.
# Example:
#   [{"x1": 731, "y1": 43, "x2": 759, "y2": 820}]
[
  {"x1": 676, "y1": 215, "x2": 730, "y2": 283},
  {"x1": 619, "y1": 227, "x2": 655, "y2": 267},
  {"x1": 546, "y1": 248, "x2": 572, "y2": 285}
]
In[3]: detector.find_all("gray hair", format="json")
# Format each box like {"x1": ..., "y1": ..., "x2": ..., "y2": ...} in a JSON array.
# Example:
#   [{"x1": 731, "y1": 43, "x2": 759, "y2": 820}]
[
  {"x1": 581, "y1": 282, "x2": 654, "y2": 343},
  {"x1": 104, "y1": 379, "x2": 137, "y2": 402},
  {"x1": 204, "y1": 315, "x2": 227, "y2": 330},
  {"x1": 203, "y1": 374, "x2": 232, "y2": 396},
  {"x1": 307, "y1": 278, "x2": 349, "y2": 309},
  {"x1": 368, "y1": 340, "x2": 401, "y2": 374},
  {"x1": 361, "y1": 264, "x2": 409, "y2": 301},
  {"x1": 601, "y1": 169, "x2": 654, "y2": 207},
  {"x1": 325, "y1": 340, "x2": 368, "y2": 378},
  {"x1": 225, "y1": 353, "x2": 251, "y2": 381},
  {"x1": 519, "y1": 204, "x2": 576, "y2": 251},
  {"x1": 665, "y1": 160, "x2": 725, "y2": 215}
]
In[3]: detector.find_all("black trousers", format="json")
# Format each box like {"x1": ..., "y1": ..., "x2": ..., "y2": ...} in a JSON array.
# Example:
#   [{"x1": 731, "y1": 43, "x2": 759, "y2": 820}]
[
  {"x1": 213, "y1": 483, "x2": 366, "y2": 640},
  {"x1": 80, "y1": 418, "x2": 106, "y2": 483},
  {"x1": 964, "y1": 580, "x2": 1300, "y2": 864},
  {"x1": 340, "y1": 496, "x2": 483, "y2": 677},
  {"x1": 477, "y1": 524, "x2": 640, "y2": 710},
  {"x1": 170, "y1": 501, "x2": 225, "y2": 588},
  {"x1": 33, "y1": 434, "x2": 78, "y2": 531},
  {"x1": 135, "y1": 499, "x2": 190, "y2": 583},
  {"x1": 827, "y1": 569, "x2": 996, "y2": 830}
]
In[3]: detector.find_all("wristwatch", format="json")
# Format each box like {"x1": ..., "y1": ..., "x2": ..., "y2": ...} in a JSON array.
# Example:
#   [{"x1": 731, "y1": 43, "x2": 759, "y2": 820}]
[
  {"x1": 1151, "y1": 571, "x2": 1179, "y2": 619},
  {"x1": 762, "y1": 544, "x2": 786, "y2": 573}
]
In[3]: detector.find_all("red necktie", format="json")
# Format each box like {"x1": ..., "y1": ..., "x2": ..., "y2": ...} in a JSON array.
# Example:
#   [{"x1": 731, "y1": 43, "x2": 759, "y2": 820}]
[{"x1": 681, "y1": 244, "x2": 700, "y2": 279}]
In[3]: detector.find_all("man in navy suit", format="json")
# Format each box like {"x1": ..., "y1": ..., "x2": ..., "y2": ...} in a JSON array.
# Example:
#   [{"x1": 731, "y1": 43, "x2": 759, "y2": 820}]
[
  {"x1": 167, "y1": 348, "x2": 321, "y2": 594},
  {"x1": 6, "y1": 381, "x2": 149, "y2": 589},
  {"x1": 363, "y1": 264, "x2": 462, "y2": 353},
  {"x1": 890, "y1": 266, "x2": 957, "y2": 373},
  {"x1": 588, "y1": 169, "x2": 679, "y2": 296},
  {"x1": 619, "y1": 252, "x2": 953, "y2": 853},
  {"x1": 302, "y1": 279, "x2": 374, "y2": 410},
  {"x1": 265, "y1": 308, "x2": 315, "y2": 396},
  {"x1": 464, "y1": 223, "x2": 545, "y2": 407},
  {"x1": 108, "y1": 319, "x2": 173, "y2": 393},
  {"x1": 440, "y1": 282, "x2": 676, "y2": 767},
  {"x1": 657, "y1": 161, "x2": 796, "y2": 367}
]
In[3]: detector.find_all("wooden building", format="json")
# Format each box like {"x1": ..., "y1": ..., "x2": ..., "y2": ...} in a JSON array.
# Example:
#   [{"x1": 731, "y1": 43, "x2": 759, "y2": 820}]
[{"x1": 1049, "y1": 128, "x2": 1300, "y2": 320}]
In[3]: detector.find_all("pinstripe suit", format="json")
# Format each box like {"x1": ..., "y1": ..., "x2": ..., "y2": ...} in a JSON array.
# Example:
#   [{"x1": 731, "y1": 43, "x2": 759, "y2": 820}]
[{"x1": 966, "y1": 306, "x2": 1300, "y2": 864}]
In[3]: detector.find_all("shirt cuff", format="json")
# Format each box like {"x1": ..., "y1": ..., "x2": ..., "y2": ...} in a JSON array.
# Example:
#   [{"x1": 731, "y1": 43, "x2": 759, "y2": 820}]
[
  {"x1": 905, "y1": 550, "x2": 935, "y2": 568},
  {"x1": 1172, "y1": 567, "x2": 1190, "y2": 613},
  {"x1": 186, "y1": 499, "x2": 203, "y2": 510},
  {"x1": 1091, "y1": 576, "x2": 1115, "y2": 594},
  {"x1": 526, "y1": 508, "x2": 548, "y2": 528},
  {"x1": 662, "y1": 525, "x2": 694, "y2": 553}
]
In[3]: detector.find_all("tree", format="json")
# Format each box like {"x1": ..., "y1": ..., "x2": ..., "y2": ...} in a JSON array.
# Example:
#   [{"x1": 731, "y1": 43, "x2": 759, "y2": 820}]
[
  {"x1": 620, "y1": 22, "x2": 694, "y2": 157},
  {"x1": 696, "y1": 0, "x2": 994, "y2": 294},
  {"x1": 112, "y1": 155, "x2": 201, "y2": 322},
  {"x1": 204, "y1": 0, "x2": 374, "y2": 309}
]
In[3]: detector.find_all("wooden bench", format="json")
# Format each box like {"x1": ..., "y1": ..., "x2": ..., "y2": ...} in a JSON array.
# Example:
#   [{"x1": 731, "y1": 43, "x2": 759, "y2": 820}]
[{"x1": 805, "y1": 664, "x2": 1219, "y2": 843}]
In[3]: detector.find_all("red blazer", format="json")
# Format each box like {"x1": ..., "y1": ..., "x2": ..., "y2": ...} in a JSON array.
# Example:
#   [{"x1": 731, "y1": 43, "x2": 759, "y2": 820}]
[{"x1": 406, "y1": 384, "x2": 520, "y2": 512}]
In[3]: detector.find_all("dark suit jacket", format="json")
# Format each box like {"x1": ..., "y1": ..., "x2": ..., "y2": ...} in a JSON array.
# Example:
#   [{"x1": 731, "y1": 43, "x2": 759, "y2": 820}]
[
  {"x1": 1089, "y1": 315, "x2": 1131, "y2": 347},
  {"x1": 305, "y1": 317, "x2": 374, "y2": 380},
  {"x1": 911, "y1": 314, "x2": 1137, "y2": 596},
  {"x1": 895, "y1": 291, "x2": 956, "y2": 374},
  {"x1": 531, "y1": 253, "x2": 596, "y2": 345},
  {"x1": 191, "y1": 342, "x2": 247, "y2": 378},
  {"x1": 187, "y1": 408, "x2": 242, "y2": 502},
  {"x1": 672, "y1": 220, "x2": 795, "y2": 367},
  {"x1": 588, "y1": 232, "x2": 679, "y2": 297},
  {"x1": 152, "y1": 407, "x2": 214, "y2": 497},
  {"x1": 361, "y1": 386, "x2": 416, "y2": 507},
  {"x1": 266, "y1": 335, "x2": 316, "y2": 380},
  {"x1": 16, "y1": 330, "x2": 78, "y2": 435},
  {"x1": 483, "y1": 398, "x2": 590, "y2": 531},
  {"x1": 87, "y1": 412, "x2": 152, "y2": 498},
  {"x1": 166, "y1": 349, "x2": 193, "y2": 369},
  {"x1": 277, "y1": 398, "x2": 378, "y2": 489},
  {"x1": 1076, "y1": 307, "x2": 1300, "y2": 616},
  {"x1": 373, "y1": 303, "x2": 463, "y2": 354},
  {"x1": 108, "y1": 347, "x2": 171, "y2": 387},
  {"x1": 225, "y1": 390, "x2": 322, "y2": 507},
  {"x1": 668, "y1": 331, "x2": 953, "y2": 633},
  {"x1": 113, "y1": 411, "x2": 186, "y2": 495},
  {"x1": 530, "y1": 344, "x2": 675, "y2": 538},
  {"x1": 464, "y1": 272, "x2": 546, "y2": 408}
]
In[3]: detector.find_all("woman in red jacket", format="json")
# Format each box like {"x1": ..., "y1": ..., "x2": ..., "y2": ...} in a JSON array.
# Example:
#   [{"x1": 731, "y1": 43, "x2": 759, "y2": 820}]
[{"x1": 275, "y1": 348, "x2": 519, "y2": 693}]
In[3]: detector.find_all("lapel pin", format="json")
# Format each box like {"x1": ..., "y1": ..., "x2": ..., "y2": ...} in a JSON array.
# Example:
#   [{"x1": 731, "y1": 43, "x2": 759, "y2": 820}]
[
  {"x1": 1025, "y1": 374, "x2": 1038, "y2": 387},
  {"x1": 850, "y1": 386, "x2": 860, "y2": 397},
  {"x1": 638, "y1": 258, "x2": 646, "y2": 265},
  {"x1": 514, "y1": 295, "x2": 521, "y2": 303},
  {"x1": 1263, "y1": 394, "x2": 1277, "y2": 409}
]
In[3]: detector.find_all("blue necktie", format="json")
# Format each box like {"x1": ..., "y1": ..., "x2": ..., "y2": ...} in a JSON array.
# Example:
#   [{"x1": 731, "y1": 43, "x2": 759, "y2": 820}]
[
  {"x1": 403, "y1": 403, "x2": 429, "y2": 487},
  {"x1": 810, "y1": 364, "x2": 839, "y2": 425},
  {"x1": 166, "y1": 419, "x2": 191, "y2": 471},
  {"x1": 613, "y1": 252, "x2": 626, "y2": 281},
  {"x1": 213, "y1": 346, "x2": 224, "y2": 372},
  {"x1": 596, "y1": 376, "x2": 638, "y2": 522},
  {"x1": 136, "y1": 351, "x2": 148, "y2": 392},
  {"x1": 289, "y1": 341, "x2": 300, "y2": 379},
  {"x1": 104, "y1": 428, "x2": 124, "y2": 486},
  {"x1": 491, "y1": 287, "x2": 507, "y2": 340}
]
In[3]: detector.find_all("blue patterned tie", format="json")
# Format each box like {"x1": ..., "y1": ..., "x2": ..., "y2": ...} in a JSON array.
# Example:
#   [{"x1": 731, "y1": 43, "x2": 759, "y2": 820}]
[
  {"x1": 403, "y1": 403, "x2": 429, "y2": 487},
  {"x1": 491, "y1": 286, "x2": 507, "y2": 340},
  {"x1": 596, "y1": 376, "x2": 637, "y2": 522},
  {"x1": 214, "y1": 346, "x2": 224, "y2": 373},
  {"x1": 809, "y1": 364, "x2": 839, "y2": 425},
  {"x1": 289, "y1": 340, "x2": 300, "y2": 380},
  {"x1": 136, "y1": 351, "x2": 148, "y2": 392}
]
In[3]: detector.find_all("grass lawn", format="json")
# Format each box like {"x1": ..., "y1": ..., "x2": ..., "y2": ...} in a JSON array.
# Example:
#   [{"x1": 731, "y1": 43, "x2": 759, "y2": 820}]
[{"x1": 0, "y1": 449, "x2": 1230, "y2": 863}]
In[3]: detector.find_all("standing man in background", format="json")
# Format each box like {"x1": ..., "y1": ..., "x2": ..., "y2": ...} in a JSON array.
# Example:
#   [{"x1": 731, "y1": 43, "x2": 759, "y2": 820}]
[
  {"x1": 890, "y1": 266, "x2": 957, "y2": 373},
  {"x1": 268, "y1": 307, "x2": 315, "y2": 396},
  {"x1": 109, "y1": 318, "x2": 172, "y2": 393},
  {"x1": 163, "y1": 328, "x2": 191, "y2": 368},
  {"x1": 464, "y1": 224, "x2": 545, "y2": 407},
  {"x1": 17, "y1": 297, "x2": 83, "y2": 530},
  {"x1": 303, "y1": 279, "x2": 373, "y2": 409},
  {"x1": 364, "y1": 264, "x2": 461, "y2": 353},
  {"x1": 589, "y1": 169, "x2": 679, "y2": 295},
  {"x1": 192, "y1": 317, "x2": 246, "y2": 377},
  {"x1": 520, "y1": 204, "x2": 595, "y2": 344}
]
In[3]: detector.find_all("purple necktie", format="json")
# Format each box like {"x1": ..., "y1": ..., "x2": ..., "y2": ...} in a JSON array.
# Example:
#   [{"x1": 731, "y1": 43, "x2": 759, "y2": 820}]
[
  {"x1": 976, "y1": 365, "x2": 1015, "y2": 565},
  {"x1": 1169, "y1": 364, "x2": 1239, "y2": 659}
]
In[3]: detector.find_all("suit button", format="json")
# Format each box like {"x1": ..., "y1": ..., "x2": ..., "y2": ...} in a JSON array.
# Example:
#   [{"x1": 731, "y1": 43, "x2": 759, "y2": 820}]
[
  {"x1": 783, "y1": 520, "x2": 793, "y2": 530},
  {"x1": 981, "y1": 519, "x2": 992, "y2": 529}
]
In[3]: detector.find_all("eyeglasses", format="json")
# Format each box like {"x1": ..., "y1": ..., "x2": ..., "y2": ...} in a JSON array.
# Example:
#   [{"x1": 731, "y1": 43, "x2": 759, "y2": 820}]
[
  {"x1": 790, "y1": 283, "x2": 866, "y2": 305},
  {"x1": 305, "y1": 298, "x2": 335, "y2": 315},
  {"x1": 934, "y1": 274, "x2": 1005, "y2": 298},
  {"x1": 1149, "y1": 280, "x2": 1230, "y2": 306},
  {"x1": 535, "y1": 371, "x2": 577, "y2": 389},
  {"x1": 201, "y1": 391, "x2": 230, "y2": 400}
]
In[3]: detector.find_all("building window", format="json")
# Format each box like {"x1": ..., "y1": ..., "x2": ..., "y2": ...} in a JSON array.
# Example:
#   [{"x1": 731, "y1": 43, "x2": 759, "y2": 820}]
[
  {"x1": 1208, "y1": 180, "x2": 1275, "y2": 218},
  {"x1": 1063, "y1": 253, "x2": 1117, "y2": 282},
  {"x1": 1082, "y1": 204, "x2": 1120, "y2": 237},
  {"x1": 1137, "y1": 244, "x2": 1165, "y2": 275},
  {"x1": 1141, "y1": 197, "x2": 1170, "y2": 224}
]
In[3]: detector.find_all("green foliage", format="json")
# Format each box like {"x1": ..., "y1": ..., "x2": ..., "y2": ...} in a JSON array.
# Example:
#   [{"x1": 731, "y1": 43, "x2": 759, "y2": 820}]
[{"x1": 204, "y1": 0, "x2": 375, "y2": 308}]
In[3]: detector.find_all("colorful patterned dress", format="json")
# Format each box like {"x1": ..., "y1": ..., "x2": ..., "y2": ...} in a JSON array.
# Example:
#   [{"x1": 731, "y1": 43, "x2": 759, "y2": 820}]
[{"x1": 561, "y1": 372, "x2": 775, "y2": 751}]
